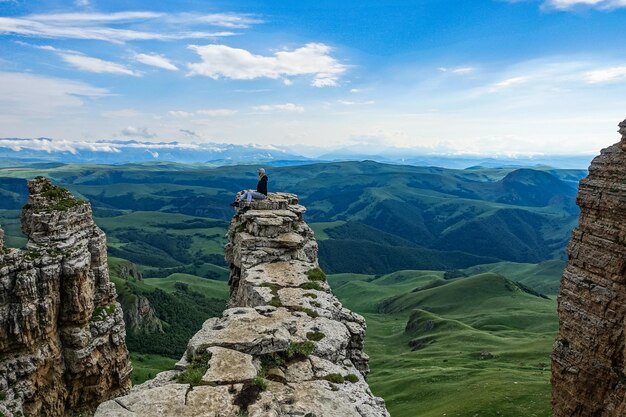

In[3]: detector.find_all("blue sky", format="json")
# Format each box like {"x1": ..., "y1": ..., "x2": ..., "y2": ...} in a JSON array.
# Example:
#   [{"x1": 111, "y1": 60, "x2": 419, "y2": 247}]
[{"x1": 2, "y1": 0, "x2": 626, "y2": 157}]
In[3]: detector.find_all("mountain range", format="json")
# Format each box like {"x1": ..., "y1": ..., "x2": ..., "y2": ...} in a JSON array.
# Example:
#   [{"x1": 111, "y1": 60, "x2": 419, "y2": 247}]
[
  {"x1": 0, "y1": 137, "x2": 595, "y2": 169},
  {"x1": 0, "y1": 161, "x2": 586, "y2": 275}
]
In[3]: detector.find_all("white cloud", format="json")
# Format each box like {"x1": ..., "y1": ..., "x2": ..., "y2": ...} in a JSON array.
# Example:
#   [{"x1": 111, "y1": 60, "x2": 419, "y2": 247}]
[
  {"x1": 22, "y1": 10, "x2": 262, "y2": 29},
  {"x1": 338, "y1": 100, "x2": 375, "y2": 105},
  {"x1": 312, "y1": 77, "x2": 339, "y2": 87},
  {"x1": 102, "y1": 109, "x2": 142, "y2": 118},
  {"x1": 183, "y1": 13, "x2": 263, "y2": 28},
  {"x1": 583, "y1": 66, "x2": 626, "y2": 83},
  {"x1": 439, "y1": 66, "x2": 475, "y2": 75},
  {"x1": 196, "y1": 108, "x2": 238, "y2": 116},
  {"x1": 544, "y1": 0, "x2": 626, "y2": 9},
  {"x1": 17, "y1": 42, "x2": 141, "y2": 76},
  {"x1": 102, "y1": 140, "x2": 199, "y2": 150},
  {"x1": 0, "y1": 14, "x2": 235, "y2": 43},
  {"x1": 0, "y1": 138, "x2": 114, "y2": 154},
  {"x1": 478, "y1": 59, "x2": 626, "y2": 91},
  {"x1": 489, "y1": 76, "x2": 531, "y2": 92},
  {"x1": 169, "y1": 109, "x2": 238, "y2": 117},
  {"x1": 0, "y1": 72, "x2": 108, "y2": 116},
  {"x1": 169, "y1": 110, "x2": 194, "y2": 118},
  {"x1": 135, "y1": 53, "x2": 178, "y2": 71},
  {"x1": 187, "y1": 43, "x2": 347, "y2": 87},
  {"x1": 120, "y1": 126, "x2": 156, "y2": 138},
  {"x1": 75, "y1": 0, "x2": 90, "y2": 6},
  {"x1": 350, "y1": 88, "x2": 361, "y2": 93},
  {"x1": 452, "y1": 67, "x2": 475, "y2": 75},
  {"x1": 28, "y1": 11, "x2": 162, "y2": 23},
  {"x1": 0, "y1": 138, "x2": 207, "y2": 153},
  {"x1": 253, "y1": 103, "x2": 305, "y2": 113},
  {"x1": 60, "y1": 52, "x2": 141, "y2": 76}
]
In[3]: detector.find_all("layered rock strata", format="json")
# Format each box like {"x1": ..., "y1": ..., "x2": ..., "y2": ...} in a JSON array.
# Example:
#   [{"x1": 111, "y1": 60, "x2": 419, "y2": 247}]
[
  {"x1": 552, "y1": 121, "x2": 626, "y2": 416},
  {"x1": 0, "y1": 177, "x2": 132, "y2": 417},
  {"x1": 96, "y1": 192, "x2": 389, "y2": 417}
]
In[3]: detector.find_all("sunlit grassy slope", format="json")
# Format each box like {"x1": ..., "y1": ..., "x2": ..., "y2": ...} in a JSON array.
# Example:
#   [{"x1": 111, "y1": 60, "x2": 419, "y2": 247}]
[
  {"x1": 461, "y1": 260, "x2": 566, "y2": 295},
  {"x1": 329, "y1": 271, "x2": 557, "y2": 417},
  {"x1": 129, "y1": 353, "x2": 177, "y2": 385},
  {"x1": 142, "y1": 273, "x2": 229, "y2": 300}
]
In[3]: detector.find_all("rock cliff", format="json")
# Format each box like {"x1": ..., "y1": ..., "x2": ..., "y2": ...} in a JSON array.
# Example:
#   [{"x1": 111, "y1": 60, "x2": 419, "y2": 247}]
[
  {"x1": 110, "y1": 260, "x2": 163, "y2": 336},
  {"x1": 552, "y1": 121, "x2": 626, "y2": 416},
  {"x1": 96, "y1": 192, "x2": 389, "y2": 417},
  {"x1": 0, "y1": 177, "x2": 132, "y2": 417}
]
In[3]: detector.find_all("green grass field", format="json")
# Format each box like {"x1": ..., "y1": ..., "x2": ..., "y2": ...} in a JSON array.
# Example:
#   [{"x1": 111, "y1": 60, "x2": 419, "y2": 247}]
[
  {"x1": 143, "y1": 273, "x2": 229, "y2": 300},
  {"x1": 129, "y1": 353, "x2": 177, "y2": 385},
  {"x1": 329, "y1": 271, "x2": 557, "y2": 417},
  {"x1": 461, "y1": 260, "x2": 566, "y2": 295}
]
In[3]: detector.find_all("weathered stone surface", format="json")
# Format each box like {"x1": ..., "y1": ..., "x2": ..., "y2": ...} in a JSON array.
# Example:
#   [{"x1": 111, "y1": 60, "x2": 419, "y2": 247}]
[
  {"x1": 96, "y1": 192, "x2": 388, "y2": 417},
  {"x1": 97, "y1": 384, "x2": 242, "y2": 417},
  {"x1": 123, "y1": 293, "x2": 163, "y2": 335},
  {"x1": 203, "y1": 347, "x2": 257, "y2": 383},
  {"x1": 249, "y1": 380, "x2": 383, "y2": 417},
  {"x1": 0, "y1": 177, "x2": 131, "y2": 417},
  {"x1": 185, "y1": 307, "x2": 293, "y2": 357},
  {"x1": 552, "y1": 121, "x2": 626, "y2": 416}
]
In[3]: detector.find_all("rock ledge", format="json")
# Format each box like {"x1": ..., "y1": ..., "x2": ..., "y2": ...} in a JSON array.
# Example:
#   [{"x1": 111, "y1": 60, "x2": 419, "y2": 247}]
[{"x1": 96, "y1": 192, "x2": 389, "y2": 417}]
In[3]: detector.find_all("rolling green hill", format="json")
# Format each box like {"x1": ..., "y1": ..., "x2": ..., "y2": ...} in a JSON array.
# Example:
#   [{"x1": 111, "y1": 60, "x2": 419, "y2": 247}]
[
  {"x1": 329, "y1": 270, "x2": 558, "y2": 417},
  {"x1": 0, "y1": 160, "x2": 585, "y2": 277},
  {"x1": 460, "y1": 260, "x2": 567, "y2": 295}
]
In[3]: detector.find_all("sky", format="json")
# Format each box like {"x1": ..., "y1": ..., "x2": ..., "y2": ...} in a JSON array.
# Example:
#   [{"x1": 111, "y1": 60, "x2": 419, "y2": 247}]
[{"x1": 2, "y1": 0, "x2": 626, "y2": 157}]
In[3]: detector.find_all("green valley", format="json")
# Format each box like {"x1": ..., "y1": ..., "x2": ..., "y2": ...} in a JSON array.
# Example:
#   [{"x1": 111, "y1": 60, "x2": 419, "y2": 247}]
[
  {"x1": 329, "y1": 271, "x2": 557, "y2": 417},
  {"x1": 0, "y1": 161, "x2": 584, "y2": 275},
  {"x1": 0, "y1": 160, "x2": 578, "y2": 416}
]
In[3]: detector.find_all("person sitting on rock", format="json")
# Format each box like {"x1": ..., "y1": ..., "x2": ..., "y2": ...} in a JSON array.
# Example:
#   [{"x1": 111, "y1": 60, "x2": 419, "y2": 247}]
[{"x1": 230, "y1": 168, "x2": 268, "y2": 207}]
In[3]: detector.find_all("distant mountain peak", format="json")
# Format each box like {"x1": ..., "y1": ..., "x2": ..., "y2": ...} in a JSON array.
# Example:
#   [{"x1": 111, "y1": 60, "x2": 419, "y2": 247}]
[{"x1": 0, "y1": 137, "x2": 309, "y2": 165}]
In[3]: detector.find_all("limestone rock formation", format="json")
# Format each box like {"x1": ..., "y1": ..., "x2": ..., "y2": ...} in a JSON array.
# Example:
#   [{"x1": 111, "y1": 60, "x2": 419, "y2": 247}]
[
  {"x1": 122, "y1": 293, "x2": 164, "y2": 335},
  {"x1": 0, "y1": 177, "x2": 132, "y2": 417},
  {"x1": 551, "y1": 120, "x2": 626, "y2": 416},
  {"x1": 96, "y1": 192, "x2": 389, "y2": 417},
  {"x1": 109, "y1": 259, "x2": 163, "y2": 336}
]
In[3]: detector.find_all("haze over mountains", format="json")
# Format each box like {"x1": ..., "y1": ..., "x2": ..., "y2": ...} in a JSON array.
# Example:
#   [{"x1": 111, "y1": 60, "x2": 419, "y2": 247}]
[{"x1": 0, "y1": 137, "x2": 594, "y2": 169}]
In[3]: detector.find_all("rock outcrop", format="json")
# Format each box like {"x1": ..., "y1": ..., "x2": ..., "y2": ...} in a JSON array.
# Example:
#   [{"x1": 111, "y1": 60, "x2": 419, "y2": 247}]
[
  {"x1": 552, "y1": 121, "x2": 626, "y2": 416},
  {"x1": 110, "y1": 260, "x2": 163, "y2": 336},
  {"x1": 122, "y1": 293, "x2": 164, "y2": 335},
  {"x1": 0, "y1": 177, "x2": 132, "y2": 417},
  {"x1": 96, "y1": 192, "x2": 389, "y2": 417}
]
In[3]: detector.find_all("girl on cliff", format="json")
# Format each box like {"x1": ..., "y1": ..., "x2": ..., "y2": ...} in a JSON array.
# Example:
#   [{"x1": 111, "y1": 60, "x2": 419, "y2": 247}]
[{"x1": 230, "y1": 168, "x2": 268, "y2": 207}]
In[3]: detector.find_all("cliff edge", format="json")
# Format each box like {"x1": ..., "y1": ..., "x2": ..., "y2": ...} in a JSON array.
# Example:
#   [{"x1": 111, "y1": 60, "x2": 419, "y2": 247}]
[
  {"x1": 96, "y1": 192, "x2": 389, "y2": 417},
  {"x1": 551, "y1": 120, "x2": 626, "y2": 416},
  {"x1": 0, "y1": 177, "x2": 132, "y2": 416}
]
